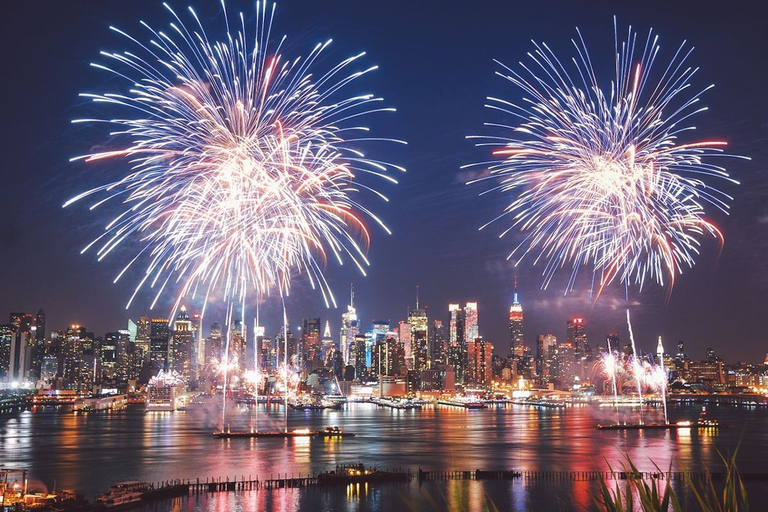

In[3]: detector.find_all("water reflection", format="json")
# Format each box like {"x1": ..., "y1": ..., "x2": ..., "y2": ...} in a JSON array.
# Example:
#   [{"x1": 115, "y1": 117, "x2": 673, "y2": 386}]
[{"x1": 0, "y1": 401, "x2": 765, "y2": 509}]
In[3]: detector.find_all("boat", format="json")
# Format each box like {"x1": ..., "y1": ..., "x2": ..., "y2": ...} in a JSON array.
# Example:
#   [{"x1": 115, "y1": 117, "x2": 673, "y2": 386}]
[
  {"x1": 213, "y1": 427, "x2": 355, "y2": 438},
  {"x1": 437, "y1": 399, "x2": 488, "y2": 409},
  {"x1": 288, "y1": 399, "x2": 342, "y2": 411},
  {"x1": 316, "y1": 426, "x2": 356, "y2": 438},
  {"x1": 598, "y1": 407, "x2": 721, "y2": 430},
  {"x1": 317, "y1": 464, "x2": 408, "y2": 485},
  {"x1": 597, "y1": 419, "x2": 721, "y2": 430},
  {"x1": 97, "y1": 481, "x2": 150, "y2": 509}
]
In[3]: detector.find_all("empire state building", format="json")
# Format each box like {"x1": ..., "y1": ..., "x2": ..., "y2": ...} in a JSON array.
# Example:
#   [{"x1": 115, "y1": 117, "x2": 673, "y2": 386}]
[{"x1": 509, "y1": 277, "x2": 524, "y2": 358}]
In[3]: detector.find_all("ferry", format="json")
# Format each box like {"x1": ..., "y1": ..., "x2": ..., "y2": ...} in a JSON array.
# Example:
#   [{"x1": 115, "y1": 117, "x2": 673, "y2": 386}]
[{"x1": 97, "y1": 481, "x2": 149, "y2": 508}]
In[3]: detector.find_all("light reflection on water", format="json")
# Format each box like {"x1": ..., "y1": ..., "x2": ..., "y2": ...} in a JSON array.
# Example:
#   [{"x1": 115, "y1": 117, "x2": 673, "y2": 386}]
[{"x1": 0, "y1": 402, "x2": 766, "y2": 510}]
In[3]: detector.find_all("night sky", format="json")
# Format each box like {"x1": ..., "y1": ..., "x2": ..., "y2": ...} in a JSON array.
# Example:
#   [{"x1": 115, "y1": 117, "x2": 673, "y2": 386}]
[{"x1": 1, "y1": 1, "x2": 766, "y2": 362}]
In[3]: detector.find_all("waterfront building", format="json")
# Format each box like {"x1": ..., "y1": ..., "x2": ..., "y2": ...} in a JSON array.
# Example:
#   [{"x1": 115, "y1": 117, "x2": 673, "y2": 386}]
[{"x1": 420, "y1": 364, "x2": 455, "y2": 392}]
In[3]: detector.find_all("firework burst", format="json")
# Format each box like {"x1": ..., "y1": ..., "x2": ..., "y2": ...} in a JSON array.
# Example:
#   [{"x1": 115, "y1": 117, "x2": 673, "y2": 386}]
[
  {"x1": 66, "y1": 2, "x2": 404, "y2": 315},
  {"x1": 469, "y1": 20, "x2": 744, "y2": 293}
]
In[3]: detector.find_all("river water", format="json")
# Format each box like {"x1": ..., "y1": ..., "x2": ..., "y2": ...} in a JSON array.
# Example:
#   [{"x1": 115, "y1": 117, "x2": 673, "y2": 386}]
[{"x1": 1, "y1": 401, "x2": 766, "y2": 511}]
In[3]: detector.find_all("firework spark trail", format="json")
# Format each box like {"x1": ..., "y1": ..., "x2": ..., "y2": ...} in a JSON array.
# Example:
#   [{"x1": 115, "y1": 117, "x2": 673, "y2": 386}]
[
  {"x1": 66, "y1": 1, "x2": 404, "y2": 323},
  {"x1": 471, "y1": 21, "x2": 745, "y2": 422}
]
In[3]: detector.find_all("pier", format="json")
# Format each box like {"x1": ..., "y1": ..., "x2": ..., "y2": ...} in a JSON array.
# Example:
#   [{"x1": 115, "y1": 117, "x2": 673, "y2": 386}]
[{"x1": 140, "y1": 468, "x2": 768, "y2": 498}]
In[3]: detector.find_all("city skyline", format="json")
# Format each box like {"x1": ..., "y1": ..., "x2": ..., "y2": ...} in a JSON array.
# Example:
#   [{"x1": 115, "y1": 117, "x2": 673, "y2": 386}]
[{"x1": 1, "y1": 0, "x2": 767, "y2": 363}]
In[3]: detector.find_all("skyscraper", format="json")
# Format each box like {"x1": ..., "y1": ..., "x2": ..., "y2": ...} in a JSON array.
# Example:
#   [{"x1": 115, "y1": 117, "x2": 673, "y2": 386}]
[
  {"x1": 430, "y1": 319, "x2": 447, "y2": 366},
  {"x1": 408, "y1": 289, "x2": 428, "y2": 373},
  {"x1": 509, "y1": 277, "x2": 524, "y2": 358},
  {"x1": 0, "y1": 324, "x2": 12, "y2": 380},
  {"x1": 447, "y1": 304, "x2": 464, "y2": 383},
  {"x1": 171, "y1": 306, "x2": 193, "y2": 380},
  {"x1": 301, "y1": 317, "x2": 321, "y2": 371},
  {"x1": 606, "y1": 333, "x2": 620, "y2": 353},
  {"x1": 566, "y1": 317, "x2": 588, "y2": 350},
  {"x1": 366, "y1": 320, "x2": 390, "y2": 370},
  {"x1": 397, "y1": 320, "x2": 412, "y2": 369},
  {"x1": 464, "y1": 302, "x2": 478, "y2": 348},
  {"x1": 149, "y1": 318, "x2": 170, "y2": 371},
  {"x1": 466, "y1": 337, "x2": 493, "y2": 389},
  {"x1": 340, "y1": 284, "x2": 359, "y2": 365},
  {"x1": 321, "y1": 320, "x2": 335, "y2": 365}
]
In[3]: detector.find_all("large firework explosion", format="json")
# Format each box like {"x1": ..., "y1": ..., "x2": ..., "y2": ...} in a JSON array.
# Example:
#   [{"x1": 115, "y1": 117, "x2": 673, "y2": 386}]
[
  {"x1": 66, "y1": 1, "x2": 403, "y2": 317},
  {"x1": 469, "y1": 20, "x2": 743, "y2": 293}
]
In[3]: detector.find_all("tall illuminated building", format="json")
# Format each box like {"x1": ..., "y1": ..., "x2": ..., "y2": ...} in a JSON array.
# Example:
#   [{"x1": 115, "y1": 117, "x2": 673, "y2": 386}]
[
  {"x1": 229, "y1": 319, "x2": 246, "y2": 371},
  {"x1": 35, "y1": 309, "x2": 46, "y2": 344},
  {"x1": 149, "y1": 318, "x2": 170, "y2": 372},
  {"x1": 205, "y1": 323, "x2": 223, "y2": 363},
  {"x1": 134, "y1": 315, "x2": 150, "y2": 364},
  {"x1": 0, "y1": 324, "x2": 12, "y2": 380},
  {"x1": 102, "y1": 331, "x2": 120, "y2": 380},
  {"x1": 397, "y1": 320, "x2": 412, "y2": 368},
  {"x1": 366, "y1": 320, "x2": 390, "y2": 370},
  {"x1": 171, "y1": 306, "x2": 193, "y2": 380},
  {"x1": 464, "y1": 302, "x2": 478, "y2": 349},
  {"x1": 466, "y1": 336, "x2": 493, "y2": 390},
  {"x1": 408, "y1": 289, "x2": 428, "y2": 373},
  {"x1": 566, "y1": 317, "x2": 587, "y2": 350},
  {"x1": 509, "y1": 277, "x2": 524, "y2": 357},
  {"x1": 321, "y1": 320, "x2": 336, "y2": 365},
  {"x1": 430, "y1": 319, "x2": 447, "y2": 366},
  {"x1": 301, "y1": 317, "x2": 321, "y2": 370},
  {"x1": 447, "y1": 304, "x2": 464, "y2": 383},
  {"x1": 340, "y1": 284, "x2": 359, "y2": 365}
]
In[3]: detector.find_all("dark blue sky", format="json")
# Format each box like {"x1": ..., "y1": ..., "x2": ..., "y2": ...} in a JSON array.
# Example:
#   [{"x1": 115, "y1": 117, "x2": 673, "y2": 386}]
[{"x1": 1, "y1": 1, "x2": 766, "y2": 361}]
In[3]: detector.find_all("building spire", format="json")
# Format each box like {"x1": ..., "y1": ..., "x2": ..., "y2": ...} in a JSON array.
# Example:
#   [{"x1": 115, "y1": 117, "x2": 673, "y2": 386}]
[
  {"x1": 416, "y1": 285, "x2": 420, "y2": 309},
  {"x1": 350, "y1": 282, "x2": 354, "y2": 308},
  {"x1": 513, "y1": 275, "x2": 519, "y2": 304},
  {"x1": 656, "y1": 336, "x2": 664, "y2": 356}
]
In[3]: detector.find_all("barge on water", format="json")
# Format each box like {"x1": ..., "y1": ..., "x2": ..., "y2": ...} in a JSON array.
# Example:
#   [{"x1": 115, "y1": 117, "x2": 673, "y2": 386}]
[
  {"x1": 213, "y1": 426, "x2": 355, "y2": 439},
  {"x1": 597, "y1": 419, "x2": 721, "y2": 430}
]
